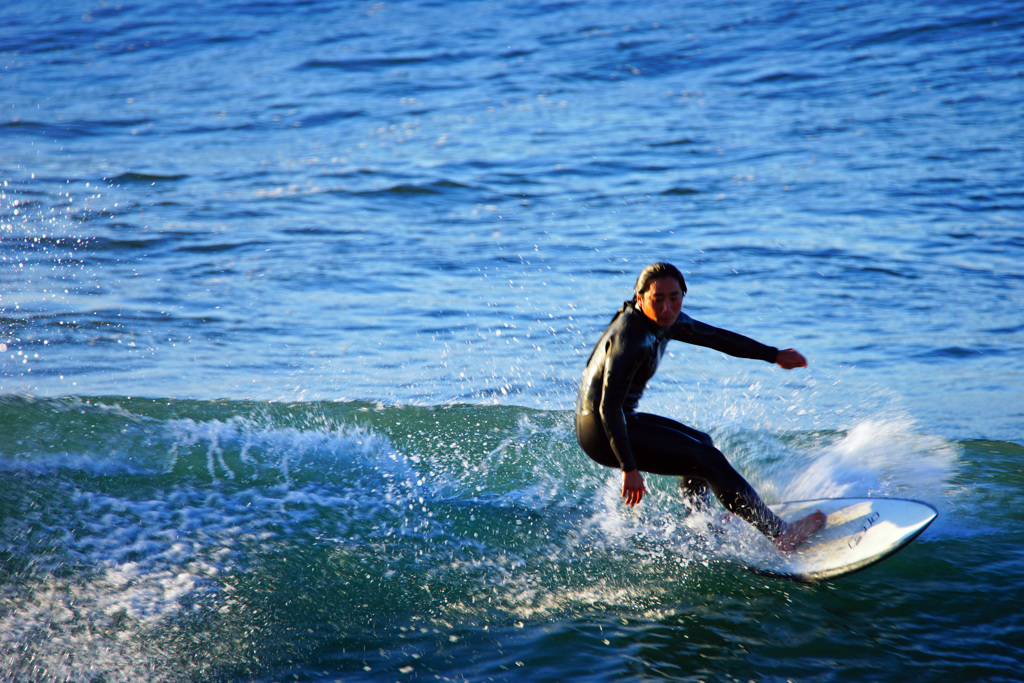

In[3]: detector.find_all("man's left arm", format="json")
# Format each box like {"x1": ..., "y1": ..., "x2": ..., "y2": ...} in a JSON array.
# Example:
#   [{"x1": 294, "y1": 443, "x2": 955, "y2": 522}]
[{"x1": 671, "y1": 314, "x2": 805, "y2": 367}]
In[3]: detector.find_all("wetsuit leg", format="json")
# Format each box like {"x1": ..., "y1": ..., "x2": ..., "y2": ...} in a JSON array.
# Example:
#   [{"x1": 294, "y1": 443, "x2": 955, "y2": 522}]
[
  {"x1": 630, "y1": 414, "x2": 711, "y2": 508},
  {"x1": 576, "y1": 412, "x2": 783, "y2": 539}
]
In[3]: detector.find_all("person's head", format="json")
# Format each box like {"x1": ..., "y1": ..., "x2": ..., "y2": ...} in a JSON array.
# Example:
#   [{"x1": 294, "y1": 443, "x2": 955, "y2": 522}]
[{"x1": 634, "y1": 262, "x2": 687, "y2": 327}]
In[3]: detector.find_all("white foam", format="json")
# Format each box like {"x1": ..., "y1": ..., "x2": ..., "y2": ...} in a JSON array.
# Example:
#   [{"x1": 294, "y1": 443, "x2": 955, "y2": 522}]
[
  {"x1": 163, "y1": 415, "x2": 415, "y2": 486},
  {"x1": 782, "y1": 418, "x2": 959, "y2": 501},
  {"x1": 0, "y1": 416, "x2": 427, "y2": 682}
]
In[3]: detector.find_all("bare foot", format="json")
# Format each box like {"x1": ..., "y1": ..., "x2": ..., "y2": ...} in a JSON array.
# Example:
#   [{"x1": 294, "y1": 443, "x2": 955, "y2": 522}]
[{"x1": 774, "y1": 510, "x2": 826, "y2": 553}]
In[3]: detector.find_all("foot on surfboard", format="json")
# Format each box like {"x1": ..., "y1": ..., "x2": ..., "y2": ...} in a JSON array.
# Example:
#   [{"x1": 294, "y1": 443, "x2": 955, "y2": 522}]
[{"x1": 774, "y1": 510, "x2": 826, "y2": 553}]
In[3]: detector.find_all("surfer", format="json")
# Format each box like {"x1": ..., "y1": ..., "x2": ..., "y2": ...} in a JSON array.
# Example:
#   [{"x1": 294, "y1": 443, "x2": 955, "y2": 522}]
[{"x1": 575, "y1": 263, "x2": 825, "y2": 552}]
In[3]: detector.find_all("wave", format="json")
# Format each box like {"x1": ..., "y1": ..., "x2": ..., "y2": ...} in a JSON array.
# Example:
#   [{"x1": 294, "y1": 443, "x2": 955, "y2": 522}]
[
  {"x1": 107, "y1": 172, "x2": 189, "y2": 184},
  {"x1": 0, "y1": 394, "x2": 1001, "y2": 681}
]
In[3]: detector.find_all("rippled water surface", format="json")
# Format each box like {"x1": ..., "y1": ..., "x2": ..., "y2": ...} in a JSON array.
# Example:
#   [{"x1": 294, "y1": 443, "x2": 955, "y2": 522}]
[{"x1": 2, "y1": 0, "x2": 1023, "y2": 681}]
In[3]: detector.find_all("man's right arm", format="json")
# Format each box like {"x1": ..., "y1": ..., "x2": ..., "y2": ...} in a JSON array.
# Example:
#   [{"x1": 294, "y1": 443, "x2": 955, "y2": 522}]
[{"x1": 597, "y1": 335, "x2": 640, "y2": 473}]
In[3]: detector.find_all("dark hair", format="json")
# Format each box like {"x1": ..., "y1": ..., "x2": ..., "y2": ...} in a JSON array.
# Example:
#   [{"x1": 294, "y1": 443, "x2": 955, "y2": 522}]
[{"x1": 634, "y1": 262, "x2": 687, "y2": 300}]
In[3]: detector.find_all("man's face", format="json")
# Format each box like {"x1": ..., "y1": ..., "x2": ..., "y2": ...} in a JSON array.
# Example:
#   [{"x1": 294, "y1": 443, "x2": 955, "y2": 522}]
[{"x1": 637, "y1": 277, "x2": 684, "y2": 327}]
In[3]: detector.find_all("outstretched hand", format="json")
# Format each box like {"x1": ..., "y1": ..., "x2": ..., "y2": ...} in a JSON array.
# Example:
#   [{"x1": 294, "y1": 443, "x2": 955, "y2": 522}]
[
  {"x1": 622, "y1": 469, "x2": 646, "y2": 508},
  {"x1": 776, "y1": 348, "x2": 807, "y2": 369}
]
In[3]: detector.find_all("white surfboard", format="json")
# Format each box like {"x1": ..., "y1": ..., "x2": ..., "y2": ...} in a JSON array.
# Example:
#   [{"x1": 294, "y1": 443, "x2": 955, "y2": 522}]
[{"x1": 719, "y1": 497, "x2": 937, "y2": 582}]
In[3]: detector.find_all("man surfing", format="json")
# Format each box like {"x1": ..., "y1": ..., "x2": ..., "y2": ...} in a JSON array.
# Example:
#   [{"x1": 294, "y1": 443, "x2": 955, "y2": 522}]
[{"x1": 575, "y1": 263, "x2": 824, "y2": 552}]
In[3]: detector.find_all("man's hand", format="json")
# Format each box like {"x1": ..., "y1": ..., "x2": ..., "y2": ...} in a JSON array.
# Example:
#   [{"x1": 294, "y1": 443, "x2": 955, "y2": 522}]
[
  {"x1": 622, "y1": 469, "x2": 646, "y2": 507},
  {"x1": 776, "y1": 348, "x2": 807, "y2": 369}
]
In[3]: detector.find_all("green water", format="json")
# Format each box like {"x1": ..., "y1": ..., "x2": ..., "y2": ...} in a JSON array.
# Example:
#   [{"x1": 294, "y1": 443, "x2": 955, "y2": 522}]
[{"x1": 1, "y1": 396, "x2": 1019, "y2": 682}]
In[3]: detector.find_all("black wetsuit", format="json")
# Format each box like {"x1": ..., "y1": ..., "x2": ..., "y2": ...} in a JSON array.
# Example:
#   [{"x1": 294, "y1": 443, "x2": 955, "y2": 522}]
[{"x1": 575, "y1": 301, "x2": 785, "y2": 539}]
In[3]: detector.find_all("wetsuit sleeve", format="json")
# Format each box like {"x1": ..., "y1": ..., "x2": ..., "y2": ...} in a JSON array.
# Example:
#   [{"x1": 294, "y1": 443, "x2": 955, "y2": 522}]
[
  {"x1": 670, "y1": 315, "x2": 779, "y2": 363},
  {"x1": 596, "y1": 333, "x2": 641, "y2": 472}
]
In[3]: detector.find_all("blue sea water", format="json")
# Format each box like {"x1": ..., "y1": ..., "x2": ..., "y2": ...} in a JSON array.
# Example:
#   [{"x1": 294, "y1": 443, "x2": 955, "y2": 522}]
[{"x1": 2, "y1": 0, "x2": 1023, "y2": 681}]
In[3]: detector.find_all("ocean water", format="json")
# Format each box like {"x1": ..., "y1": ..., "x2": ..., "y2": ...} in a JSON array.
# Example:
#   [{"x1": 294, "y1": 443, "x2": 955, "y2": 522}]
[{"x1": 2, "y1": 0, "x2": 1023, "y2": 681}]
